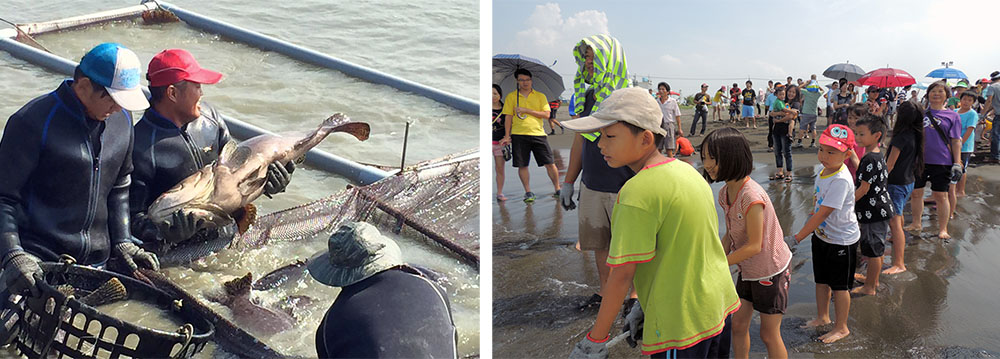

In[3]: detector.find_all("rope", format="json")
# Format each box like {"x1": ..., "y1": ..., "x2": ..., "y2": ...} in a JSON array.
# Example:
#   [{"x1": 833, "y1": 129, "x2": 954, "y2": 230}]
[{"x1": 172, "y1": 323, "x2": 194, "y2": 359}]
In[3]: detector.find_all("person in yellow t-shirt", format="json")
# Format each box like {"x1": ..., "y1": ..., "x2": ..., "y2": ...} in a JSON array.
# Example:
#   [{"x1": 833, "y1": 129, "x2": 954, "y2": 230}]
[
  {"x1": 500, "y1": 68, "x2": 560, "y2": 203},
  {"x1": 562, "y1": 88, "x2": 739, "y2": 359}
]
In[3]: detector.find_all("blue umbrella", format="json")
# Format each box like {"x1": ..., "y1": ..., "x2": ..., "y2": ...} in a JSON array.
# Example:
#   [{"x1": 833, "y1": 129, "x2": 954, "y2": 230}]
[
  {"x1": 492, "y1": 54, "x2": 565, "y2": 102},
  {"x1": 926, "y1": 67, "x2": 967, "y2": 79}
]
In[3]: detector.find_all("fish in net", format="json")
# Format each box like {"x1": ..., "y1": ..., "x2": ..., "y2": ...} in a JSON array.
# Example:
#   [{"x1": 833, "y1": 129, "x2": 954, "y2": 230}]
[{"x1": 235, "y1": 149, "x2": 480, "y2": 268}]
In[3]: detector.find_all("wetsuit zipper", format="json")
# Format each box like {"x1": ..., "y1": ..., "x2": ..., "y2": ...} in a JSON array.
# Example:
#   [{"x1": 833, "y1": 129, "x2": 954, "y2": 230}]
[
  {"x1": 81, "y1": 129, "x2": 102, "y2": 264},
  {"x1": 179, "y1": 130, "x2": 205, "y2": 169}
]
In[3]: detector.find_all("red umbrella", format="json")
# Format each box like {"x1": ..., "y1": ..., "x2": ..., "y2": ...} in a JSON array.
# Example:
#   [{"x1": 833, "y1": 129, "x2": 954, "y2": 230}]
[{"x1": 856, "y1": 68, "x2": 916, "y2": 88}]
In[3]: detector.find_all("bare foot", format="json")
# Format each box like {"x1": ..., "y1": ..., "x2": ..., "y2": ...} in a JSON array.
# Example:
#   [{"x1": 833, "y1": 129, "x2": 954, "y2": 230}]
[
  {"x1": 818, "y1": 328, "x2": 850, "y2": 343},
  {"x1": 882, "y1": 265, "x2": 907, "y2": 275},
  {"x1": 854, "y1": 273, "x2": 866, "y2": 282},
  {"x1": 801, "y1": 318, "x2": 832, "y2": 328},
  {"x1": 938, "y1": 231, "x2": 951, "y2": 239},
  {"x1": 851, "y1": 286, "x2": 876, "y2": 296},
  {"x1": 903, "y1": 224, "x2": 921, "y2": 232}
]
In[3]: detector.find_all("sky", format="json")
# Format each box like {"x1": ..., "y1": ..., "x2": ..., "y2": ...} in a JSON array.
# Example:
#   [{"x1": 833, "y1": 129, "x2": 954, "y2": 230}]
[{"x1": 492, "y1": 0, "x2": 1000, "y2": 100}]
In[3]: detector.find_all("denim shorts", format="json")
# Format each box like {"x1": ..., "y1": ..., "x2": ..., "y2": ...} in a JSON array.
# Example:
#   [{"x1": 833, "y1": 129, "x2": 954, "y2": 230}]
[
  {"x1": 887, "y1": 183, "x2": 914, "y2": 216},
  {"x1": 742, "y1": 105, "x2": 755, "y2": 117}
]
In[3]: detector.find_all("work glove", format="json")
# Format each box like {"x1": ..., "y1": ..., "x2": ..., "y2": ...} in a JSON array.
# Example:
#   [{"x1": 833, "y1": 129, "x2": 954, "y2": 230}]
[
  {"x1": 560, "y1": 182, "x2": 576, "y2": 210},
  {"x1": 0, "y1": 250, "x2": 43, "y2": 298},
  {"x1": 622, "y1": 298, "x2": 644, "y2": 348},
  {"x1": 950, "y1": 163, "x2": 963, "y2": 183},
  {"x1": 263, "y1": 161, "x2": 295, "y2": 198},
  {"x1": 569, "y1": 334, "x2": 609, "y2": 359},
  {"x1": 112, "y1": 242, "x2": 160, "y2": 272},
  {"x1": 161, "y1": 210, "x2": 206, "y2": 244}
]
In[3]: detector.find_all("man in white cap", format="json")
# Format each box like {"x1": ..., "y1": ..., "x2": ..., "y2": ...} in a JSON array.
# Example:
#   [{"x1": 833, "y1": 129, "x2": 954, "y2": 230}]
[
  {"x1": 129, "y1": 49, "x2": 293, "y2": 260},
  {"x1": 309, "y1": 222, "x2": 457, "y2": 358},
  {"x1": 562, "y1": 88, "x2": 737, "y2": 359},
  {"x1": 0, "y1": 43, "x2": 159, "y2": 297}
]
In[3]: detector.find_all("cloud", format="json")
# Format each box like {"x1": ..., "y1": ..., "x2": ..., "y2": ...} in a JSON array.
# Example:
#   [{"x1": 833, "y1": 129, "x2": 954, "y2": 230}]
[
  {"x1": 659, "y1": 54, "x2": 682, "y2": 66},
  {"x1": 504, "y1": 4, "x2": 609, "y2": 73}
]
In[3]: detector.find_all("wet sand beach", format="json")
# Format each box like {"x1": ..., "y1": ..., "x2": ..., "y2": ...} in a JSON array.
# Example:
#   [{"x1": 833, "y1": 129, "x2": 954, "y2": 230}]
[{"x1": 493, "y1": 108, "x2": 1000, "y2": 358}]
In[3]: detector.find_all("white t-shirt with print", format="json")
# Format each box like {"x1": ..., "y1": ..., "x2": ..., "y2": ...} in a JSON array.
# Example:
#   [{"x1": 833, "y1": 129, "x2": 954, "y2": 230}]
[{"x1": 813, "y1": 165, "x2": 861, "y2": 246}]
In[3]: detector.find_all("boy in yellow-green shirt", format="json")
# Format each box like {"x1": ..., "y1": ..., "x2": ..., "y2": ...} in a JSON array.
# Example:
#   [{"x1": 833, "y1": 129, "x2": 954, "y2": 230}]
[{"x1": 562, "y1": 87, "x2": 740, "y2": 359}]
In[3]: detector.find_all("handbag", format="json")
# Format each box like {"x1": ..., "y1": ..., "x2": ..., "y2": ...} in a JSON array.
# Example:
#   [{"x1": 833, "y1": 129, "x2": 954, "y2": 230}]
[{"x1": 502, "y1": 143, "x2": 512, "y2": 162}]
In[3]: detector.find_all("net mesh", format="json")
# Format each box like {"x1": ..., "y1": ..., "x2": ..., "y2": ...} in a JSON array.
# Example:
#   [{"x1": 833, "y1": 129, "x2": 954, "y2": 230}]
[{"x1": 235, "y1": 149, "x2": 480, "y2": 268}]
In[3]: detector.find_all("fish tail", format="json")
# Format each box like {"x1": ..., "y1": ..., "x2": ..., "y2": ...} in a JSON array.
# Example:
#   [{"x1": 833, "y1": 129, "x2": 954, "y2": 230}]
[
  {"x1": 320, "y1": 113, "x2": 370, "y2": 141},
  {"x1": 223, "y1": 272, "x2": 253, "y2": 296},
  {"x1": 79, "y1": 278, "x2": 128, "y2": 307}
]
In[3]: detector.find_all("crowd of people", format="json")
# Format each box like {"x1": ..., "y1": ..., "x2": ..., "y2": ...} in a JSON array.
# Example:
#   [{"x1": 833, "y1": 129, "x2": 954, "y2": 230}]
[{"x1": 494, "y1": 32, "x2": 1000, "y2": 359}]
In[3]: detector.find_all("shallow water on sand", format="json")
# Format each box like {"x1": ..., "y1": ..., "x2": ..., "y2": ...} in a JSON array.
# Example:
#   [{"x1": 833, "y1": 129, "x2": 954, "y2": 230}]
[{"x1": 493, "y1": 148, "x2": 1000, "y2": 358}]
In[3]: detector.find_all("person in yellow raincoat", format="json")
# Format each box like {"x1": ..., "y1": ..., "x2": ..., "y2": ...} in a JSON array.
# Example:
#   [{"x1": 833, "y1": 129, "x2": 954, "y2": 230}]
[{"x1": 572, "y1": 35, "x2": 629, "y2": 117}]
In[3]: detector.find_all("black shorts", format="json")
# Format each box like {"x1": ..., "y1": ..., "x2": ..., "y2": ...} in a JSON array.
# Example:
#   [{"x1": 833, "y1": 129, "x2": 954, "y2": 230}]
[
  {"x1": 649, "y1": 315, "x2": 732, "y2": 359},
  {"x1": 735, "y1": 269, "x2": 789, "y2": 315},
  {"x1": 511, "y1": 135, "x2": 554, "y2": 167},
  {"x1": 858, "y1": 220, "x2": 888, "y2": 258},
  {"x1": 914, "y1": 164, "x2": 952, "y2": 192},
  {"x1": 811, "y1": 235, "x2": 858, "y2": 291}
]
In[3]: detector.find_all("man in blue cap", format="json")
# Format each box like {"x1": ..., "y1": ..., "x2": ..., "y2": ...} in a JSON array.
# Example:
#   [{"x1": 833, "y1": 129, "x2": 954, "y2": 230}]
[
  {"x1": 0, "y1": 43, "x2": 159, "y2": 298},
  {"x1": 310, "y1": 222, "x2": 457, "y2": 358}
]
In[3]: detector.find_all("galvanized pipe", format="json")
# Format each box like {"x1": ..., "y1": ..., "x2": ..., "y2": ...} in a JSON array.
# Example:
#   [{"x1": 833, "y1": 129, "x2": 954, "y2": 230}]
[{"x1": 154, "y1": 1, "x2": 479, "y2": 114}]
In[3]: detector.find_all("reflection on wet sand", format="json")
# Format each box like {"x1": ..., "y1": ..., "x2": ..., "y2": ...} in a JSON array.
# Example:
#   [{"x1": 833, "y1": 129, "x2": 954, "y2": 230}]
[{"x1": 494, "y1": 141, "x2": 1000, "y2": 358}]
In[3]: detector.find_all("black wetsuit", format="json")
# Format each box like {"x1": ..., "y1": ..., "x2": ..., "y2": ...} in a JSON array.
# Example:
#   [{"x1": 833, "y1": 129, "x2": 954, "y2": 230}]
[
  {"x1": 129, "y1": 104, "x2": 236, "y2": 256},
  {"x1": 315, "y1": 267, "x2": 457, "y2": 358},
  {"x1": 0, "y1": 80, "x2": 133, "y2": 265}
]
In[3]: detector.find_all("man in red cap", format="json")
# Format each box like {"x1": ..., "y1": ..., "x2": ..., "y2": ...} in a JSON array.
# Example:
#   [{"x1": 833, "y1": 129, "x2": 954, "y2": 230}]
[{"x1": 129, "y1": 49, "x2": 294, "y2": 261}]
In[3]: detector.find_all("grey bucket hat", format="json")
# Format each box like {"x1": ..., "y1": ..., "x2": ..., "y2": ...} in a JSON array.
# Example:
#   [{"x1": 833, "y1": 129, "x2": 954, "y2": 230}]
[{"x1": 308, "y1": 222, "x2": 403, "y2": 287}]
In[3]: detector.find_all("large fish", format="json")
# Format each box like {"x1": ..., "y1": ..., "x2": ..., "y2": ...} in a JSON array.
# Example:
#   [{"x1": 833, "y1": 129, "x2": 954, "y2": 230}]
[
  {"x1": 206, "y1": 272, "x2": 297, "y2": 336},
  {"x1": 146, "y1": 113, "x2": 370, "y2": 241}
]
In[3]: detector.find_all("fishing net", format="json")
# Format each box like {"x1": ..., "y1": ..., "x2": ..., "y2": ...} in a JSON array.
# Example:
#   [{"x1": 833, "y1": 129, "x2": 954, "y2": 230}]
[{"x1": 235, "y1": 149, "x2": 480, "y2": 268}]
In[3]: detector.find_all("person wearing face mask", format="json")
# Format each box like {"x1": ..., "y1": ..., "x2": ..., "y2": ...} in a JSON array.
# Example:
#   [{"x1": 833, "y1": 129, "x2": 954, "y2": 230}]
[
  {"x1": 0, "y1": 43, "x2": 160, "y2": 298},
  {"x1": 129, "y1": 49, "x2": 294, "y2": 261}
]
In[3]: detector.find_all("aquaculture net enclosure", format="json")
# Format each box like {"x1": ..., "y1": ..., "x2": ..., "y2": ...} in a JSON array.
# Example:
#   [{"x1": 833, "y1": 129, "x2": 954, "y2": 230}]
[{"x1": 235, "y1": 149, "x2": 480, "y2": 267}]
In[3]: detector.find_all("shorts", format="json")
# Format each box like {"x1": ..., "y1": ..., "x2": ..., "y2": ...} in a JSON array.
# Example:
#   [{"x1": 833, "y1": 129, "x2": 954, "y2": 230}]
[
  {"x1": 491, "y1": 141, "x2": 503, "y2": 156},
  {"x1": 649, "y1": 315, "x2": 732, "y2": 359},
  {"x1": 811, "y1": 235, "x2": 858, "y2": 291},
  {"x1": 735, "y1": 269, "x2": 789, "y2": 315},
  {"x1": 742, "y1": 105, "x2": 755, "y2": 117},
  {"x1": 799, "y1": 113, "x2": 817, "y2": 131},
  {"x1": 577, "y1": 186, "x2": 617, "y2": 250},
  {"x1": 914, "y1": 164, "x2": 952, "y2": 192},
  {"x1": 511, "y1": 135, "x2": 554, "y2": 167},
  {"x1": 887, "y1": 183, "x2": 914, "y2": 216},
  {"x1": 660, "y1": 122, "x2": 677, "y2": 152},
  {"x1": 962, "y1": 152, "x2": 972, "y2": 173},
  {"x1": 858, "y1": 220, "x2": 889, "y2": 258}
]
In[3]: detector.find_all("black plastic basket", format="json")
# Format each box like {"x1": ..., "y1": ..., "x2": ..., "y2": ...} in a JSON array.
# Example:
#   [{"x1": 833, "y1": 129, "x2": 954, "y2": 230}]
[{"x1": 0, "y1": 260, "x2": 214, "y2": 358}]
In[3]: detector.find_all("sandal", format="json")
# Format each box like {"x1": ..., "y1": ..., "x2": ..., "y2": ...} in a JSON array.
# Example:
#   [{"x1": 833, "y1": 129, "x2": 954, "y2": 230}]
[
  {"x1": 770, "y1": 173, "x2": 784, "y2": 181},
  {"x1": 496, "y1": 194, "x2": 507, "y2": 202}
]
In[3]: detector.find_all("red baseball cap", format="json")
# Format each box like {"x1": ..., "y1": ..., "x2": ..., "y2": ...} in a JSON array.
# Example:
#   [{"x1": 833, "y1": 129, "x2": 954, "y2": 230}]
[
  {"x1": 819, "y1": 124, "x2": 854, "y2": 152},
  {"x1": 147, "y1": 49, "x2": 223, "y2": 87}
]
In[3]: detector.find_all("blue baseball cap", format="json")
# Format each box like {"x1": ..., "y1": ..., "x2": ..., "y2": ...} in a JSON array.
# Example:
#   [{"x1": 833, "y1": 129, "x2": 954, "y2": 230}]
[{"x1": 78, "y1": 43, "x2": 149, "y2": 111}]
